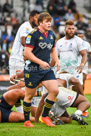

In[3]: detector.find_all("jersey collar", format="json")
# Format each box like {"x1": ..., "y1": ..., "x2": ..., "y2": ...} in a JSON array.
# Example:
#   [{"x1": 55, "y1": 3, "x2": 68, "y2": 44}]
[{"x1": 37, "y1": 27, "x2": 48, "y2": 38}]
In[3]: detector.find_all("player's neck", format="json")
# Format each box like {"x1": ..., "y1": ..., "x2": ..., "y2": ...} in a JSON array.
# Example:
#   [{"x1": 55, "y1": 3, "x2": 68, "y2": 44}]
[
  {"x1": 65, "y1": 35, "x2": 74, "y2": 40},
  {"x1": 38, "y1": 26, "x2": 48, "y2": 35}
]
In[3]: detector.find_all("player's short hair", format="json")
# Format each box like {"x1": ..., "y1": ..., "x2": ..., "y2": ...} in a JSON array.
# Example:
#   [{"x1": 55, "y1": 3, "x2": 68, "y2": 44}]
[
  {"x1": 65, "y1": 20, "x2": 74, "y2": 26},
  {"x1": 29, "y1": 10, "x2": 40, "y2": 17},
  {"x1": 38, "y1": 12, "x2": 52, "y2": 24}
]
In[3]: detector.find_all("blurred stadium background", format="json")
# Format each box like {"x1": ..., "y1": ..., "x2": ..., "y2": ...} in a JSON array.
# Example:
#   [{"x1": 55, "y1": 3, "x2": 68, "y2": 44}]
[{"x1": 0, "y1": 0, "x2": 91, "y2": 94}]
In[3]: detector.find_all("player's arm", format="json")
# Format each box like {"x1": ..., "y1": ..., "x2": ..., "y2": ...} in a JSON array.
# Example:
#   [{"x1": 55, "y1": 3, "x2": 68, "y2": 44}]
[
  {"x1": 20, "y1": 36, "x2": 26, "y2": 46},
  {"x1": 51, "y1": 47, "x2": 60, "y2": 71},
  {"x1": 76, "y1": 49, "x2": 87, "y2": 73},
  {"x1": 35, "y1": 95, "x2": 45, "y2": 123},
  {"x1": 24, "y1": 47, "x2": 50, "y2": 69},
  {"x1": 10, "y1": 70, "x2": 24, "y2": 82},
  {"x1": 8, "y1": 81, "x2": 25, "y2": 90}
]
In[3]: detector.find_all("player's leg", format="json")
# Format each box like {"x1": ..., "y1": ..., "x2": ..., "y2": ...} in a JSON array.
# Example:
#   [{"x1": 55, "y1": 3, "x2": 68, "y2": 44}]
[
  {"x1": 71, "y1": 94, "x2": 90, "y2": 125},
  {"x1": 41, "y1": 78, "x2": 59, "y2": 127},
  {"x1": 8, "y1": 111, "x2": 35, "y2": 122},
  {"x1": 72, "y1": 94, "x2": 90, "y2": 112},
  {"x1": 57, "y1": 78, "x2": 67, "y2": 87},
  {"x1": 69, "y1": 76, "x2": 84, "y2": 95},
  {"x1": 59, "y1": 111, "x2": 72, "y2": 124},
  {"x1": 23, "y1": 87, "x2": 36, "y2": 127}
]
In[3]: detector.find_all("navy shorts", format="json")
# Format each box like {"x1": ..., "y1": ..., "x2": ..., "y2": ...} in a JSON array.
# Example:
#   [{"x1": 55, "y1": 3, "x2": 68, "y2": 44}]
[
  {"x1": 0, "y1": 107, "x2": 12, "y2": 122},
  {"x1": 0, "y1": 96, "x2": 12, "y2": 122},
  {"x1": 24, "y1": 69, "x2": 56, "y2": 88}
]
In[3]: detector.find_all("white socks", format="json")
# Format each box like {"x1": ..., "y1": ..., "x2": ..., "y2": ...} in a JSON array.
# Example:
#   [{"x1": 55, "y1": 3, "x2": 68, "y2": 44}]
[
  {"x1": 16, "y1": 106, "x2": 23, "y2": 113},
  {"x1": 75, "y1": 110, "x2": 82, "y2": 116}
]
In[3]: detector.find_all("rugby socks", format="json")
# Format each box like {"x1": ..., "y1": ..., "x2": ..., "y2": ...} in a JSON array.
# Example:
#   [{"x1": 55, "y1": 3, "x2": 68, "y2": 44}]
[
  {"x1": 23, "y1": 101, "x2": 31, "y2": 121},
  {"x1": 75, "y1": 110, "x2": 82, "y2": 116},
  {"x1": 42, "y1": 99, "x2": 54, "y2": 117},
  {"x1": 15, "y1": 99, "x2": 23, "y2": 113}
]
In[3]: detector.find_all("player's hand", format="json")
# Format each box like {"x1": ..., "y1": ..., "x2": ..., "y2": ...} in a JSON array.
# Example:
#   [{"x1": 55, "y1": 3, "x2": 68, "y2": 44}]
[
  {"x1": 40, "y1": 61, "x2": 50, "y2": 70},
  {"x1": 76, "y1": 66, "x2": 83, "y2": 73},
  {"x1": 55, "y1": 60, "x2": 60, "y2": 71},
  {"x1": 10, "y1": 75, "x2": 18, "y2": 82}
]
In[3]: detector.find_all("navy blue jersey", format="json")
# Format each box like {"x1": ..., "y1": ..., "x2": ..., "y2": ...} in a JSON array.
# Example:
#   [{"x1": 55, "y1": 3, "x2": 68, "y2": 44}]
[{"x1": 25, "y1": 28, "x2": 55, "y2": 72}]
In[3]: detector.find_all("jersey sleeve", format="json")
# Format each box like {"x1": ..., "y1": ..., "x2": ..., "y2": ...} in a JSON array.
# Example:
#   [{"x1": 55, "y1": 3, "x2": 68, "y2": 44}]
[
  {"x1": 86, "y1": 42, "x2": 91, "y2": 52},
  {"x1": 77, "y1": 37, "x2": 87, "y2": 51},
  {"x1": 20, "y1": 26, "x2": 32, "y2": 38},
  {"x1": 25, "y1": 33, "x2": 36, "y2": 48}
]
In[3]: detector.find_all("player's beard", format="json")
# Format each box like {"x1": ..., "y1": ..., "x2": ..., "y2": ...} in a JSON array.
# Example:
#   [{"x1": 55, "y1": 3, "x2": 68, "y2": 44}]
[
  {"x1": 66, "y1": 32, "x2": 75, "y2": 39},
  {"x1": 32, "y1": 21, "x2": 38, "y2": 28}
]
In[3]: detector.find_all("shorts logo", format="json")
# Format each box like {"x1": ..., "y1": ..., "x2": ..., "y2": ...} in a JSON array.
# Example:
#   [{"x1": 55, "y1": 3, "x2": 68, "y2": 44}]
[
  {"x1": 67, "y1": 96, "x2": 74, "y2": 102},
  {"x1": 28, "y1": 82, "x2": 33, "y2": 86},
  {"x1": 25, "y1": 74, "x2": 29, "y2": 78},
  {"x1": 39, "y1": 36, "x2": 43, "y2": 40},
  {"x1": 39, "y1": 42, "x2": 53, "y2": 49}
]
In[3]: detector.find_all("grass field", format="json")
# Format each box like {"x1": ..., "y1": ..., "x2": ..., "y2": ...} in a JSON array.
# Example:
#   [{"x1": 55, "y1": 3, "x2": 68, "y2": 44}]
[{"x1": 0, "y1": 95, "x2": 91, "y2": 136}]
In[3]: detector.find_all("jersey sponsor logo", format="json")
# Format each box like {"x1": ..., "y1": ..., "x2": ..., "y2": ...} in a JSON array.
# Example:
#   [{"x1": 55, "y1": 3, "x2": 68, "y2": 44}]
[
  {"x1": 26, "y1": 28, "x2": 30, "y2": 31},
  {"x1": 26, "y1": 29, "x2": 30, "y2": 34},
  {"x1": 60, "y1": 45, "x2": 62, "y2": 47},
  {"x1": 26, "y1": 36, "x2": 31, "y2": 44},
  {"x1": 69, "y1": 43, "x2": 72, "y2": 48},
  {"x1": 50, "y1": 35, "x2": 53, "y2": 39},
  {"x1": 39, "y1": 42, "x2": 53, "y2": 49},
  {"x1": 28, "y1": 82, "x2": 33, "y2": 86},
  {"x1": 39, "y1": 36, "x2": 43, "y2": 40}
]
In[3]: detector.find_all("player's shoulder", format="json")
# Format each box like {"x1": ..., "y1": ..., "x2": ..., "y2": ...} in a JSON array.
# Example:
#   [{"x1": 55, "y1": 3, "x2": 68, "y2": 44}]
[
  {"x1": 27, "y1": 29, "x2": 37, "y2": 36},
  {"x1": 74, "y1": 35, "x2": 83, "y2": 41},
  {"x1": 20, "y1": 21, "x2": 29, "y2": 27}
]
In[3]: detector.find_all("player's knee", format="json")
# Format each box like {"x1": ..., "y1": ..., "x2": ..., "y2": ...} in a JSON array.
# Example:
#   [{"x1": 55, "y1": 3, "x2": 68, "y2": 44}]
[
  {"x1": 52, "y1": 88, "x2": 59, "y2": 96},
  {"x1": 86, "y1": 100, "x2": 90, "y2": 109}
]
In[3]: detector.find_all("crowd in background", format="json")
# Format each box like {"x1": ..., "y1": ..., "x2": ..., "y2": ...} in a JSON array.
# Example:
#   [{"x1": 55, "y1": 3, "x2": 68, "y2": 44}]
[{"x1": 0, "y1": 0, "x2": 91, "y2": 74}]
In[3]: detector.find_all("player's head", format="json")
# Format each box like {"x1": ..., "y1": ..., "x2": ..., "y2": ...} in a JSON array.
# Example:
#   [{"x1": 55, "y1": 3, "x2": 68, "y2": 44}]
[
  {"x1": 77, "y1": 31, "x2": 84, "y2": 40},
  {"x1": 29, "y1": 10, "x2": 40, "y2": 28},
  {"x1": 38, "y1": 12, "x2": 52, "y2": 31},
  {"x1": 65, "y1": 20, "x2": 76, "y2": 39}
]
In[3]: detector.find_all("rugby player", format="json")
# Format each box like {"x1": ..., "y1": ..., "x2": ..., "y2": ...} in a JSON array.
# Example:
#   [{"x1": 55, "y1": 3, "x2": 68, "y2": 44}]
[
  {"x1": 23, "y1": 12, "x2": 60, "y2": 127},
  {"x1": 35, "y1": 87, "x2": 90, "y2": 125},
  {"x1": 9, "y1": 10, "x2": 39, "y2": 113},
  {"x1": 0, "y1": 89, "x2": 35, "y2": 123},
  {"x1": 55, "y1": 20, "x2": 87, "y2": 93}
]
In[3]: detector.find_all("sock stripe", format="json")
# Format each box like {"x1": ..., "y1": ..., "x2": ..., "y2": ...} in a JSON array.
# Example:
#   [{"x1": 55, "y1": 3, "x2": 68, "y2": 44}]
[
  {"x1": 45, "y1": 102, "x2": 53, "y2": 109},
  {"x1": 23, "y1": 105, "x2": 31, "y2": 112}
]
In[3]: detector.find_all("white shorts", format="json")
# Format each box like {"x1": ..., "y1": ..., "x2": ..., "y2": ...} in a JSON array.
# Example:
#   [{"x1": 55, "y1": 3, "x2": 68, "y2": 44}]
[
  {"x1": 31, "y1": 86, "x2": 44, "y2": 107},
  {"x1": 51, "y1": 87, "x2": 78, "y2": 117},
  {"x1": 31, "y1": 97, "x2": 41, "y2": 107},
  {"x1": 56, "y1": 72, "x2": 83, "y2": 86},
  {"x1": 9, "y1": 58, "x2": 25, "y2": 77},
  {"x1": 56, "y1": 73, "x2": 72, "y2": 88},
  {"x1": 73, "y1": 72, "x2": 83, "y2": 85}
]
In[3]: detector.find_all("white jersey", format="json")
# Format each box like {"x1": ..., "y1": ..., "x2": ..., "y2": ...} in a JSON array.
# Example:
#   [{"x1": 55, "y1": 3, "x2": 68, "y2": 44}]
[
  {"x1": 56, "y1": 35, "x2": 87, "y2": 74},
  {"x1": 10, "y1": 21, "x2": 33, "y2": 62}
]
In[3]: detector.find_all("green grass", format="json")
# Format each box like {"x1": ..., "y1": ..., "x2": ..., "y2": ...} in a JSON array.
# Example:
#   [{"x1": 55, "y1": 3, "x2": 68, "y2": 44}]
[{"x1": 0, "y1": 95, "x2": 91, "y2": 136}]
